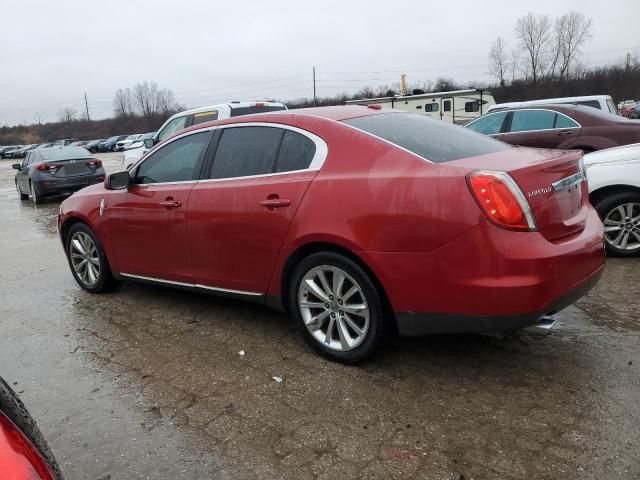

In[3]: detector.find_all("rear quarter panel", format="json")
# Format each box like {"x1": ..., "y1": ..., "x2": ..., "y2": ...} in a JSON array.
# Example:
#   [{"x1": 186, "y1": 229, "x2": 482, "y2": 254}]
[{"x1": 267, "y1": 118, "x2": 485, "y2": 296}]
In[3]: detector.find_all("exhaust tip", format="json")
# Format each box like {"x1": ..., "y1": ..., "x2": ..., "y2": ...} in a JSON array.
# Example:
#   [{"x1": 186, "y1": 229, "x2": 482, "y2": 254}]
[{"x1": 523, "y1": 316, "x2": 556, "y2": 336}]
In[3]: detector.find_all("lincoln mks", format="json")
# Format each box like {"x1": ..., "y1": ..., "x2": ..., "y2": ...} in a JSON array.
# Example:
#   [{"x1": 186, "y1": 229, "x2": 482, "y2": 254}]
[{"x1": 58, "y1": 106, "x2": 605, "y2": 363}]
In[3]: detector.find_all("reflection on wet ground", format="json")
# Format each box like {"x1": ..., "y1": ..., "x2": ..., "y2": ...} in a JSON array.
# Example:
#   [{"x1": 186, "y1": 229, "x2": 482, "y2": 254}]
[{"x1": 0, "y1": 156, "x2": 638, "y2": 479}]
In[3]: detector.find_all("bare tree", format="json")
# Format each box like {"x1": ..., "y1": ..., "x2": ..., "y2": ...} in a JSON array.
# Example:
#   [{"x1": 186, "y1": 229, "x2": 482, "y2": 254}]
[
  {"x1": 433, "y1": 77, "x2": 458, "y2": 92},
  {"x1": 33, "y1": 112, "x2": 44, "y2": 126},
  {"x1": 156, "y1": 88, "x2": 180, "y2": 116},
  {"x1": 515, "y1": 13, "x2": 553, "y2": 85},
  {"x1": 489, "y1": 37, "x2": 508, "y2": 86},
  {"x1": 508, "y1": 49, "x2": 522, "y2": 83},
  {"x1": 58, "y1": 107, "x2": 77, "y2": 123},
  {"x1": 554, "y1": 11, "x2": 593, "y2": 79},
  {"x1": 133, "y1": 81, "x2": 160, "y2": 118},
  {"x1": 113, "y1": 88, "x2": 134, "y2": 118}
]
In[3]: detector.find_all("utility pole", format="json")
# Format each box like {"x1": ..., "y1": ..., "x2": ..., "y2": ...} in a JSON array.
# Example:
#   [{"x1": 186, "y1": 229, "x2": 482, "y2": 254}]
[
  {"x1": 84, "y1": 92, "x2": 90, "y2": 121},
  {"x1": 626, "y1": 52, "x2": 631, "y2": 70},
  {"x1": 313, "y1": 67, "x2": 317, "y2": 106}
]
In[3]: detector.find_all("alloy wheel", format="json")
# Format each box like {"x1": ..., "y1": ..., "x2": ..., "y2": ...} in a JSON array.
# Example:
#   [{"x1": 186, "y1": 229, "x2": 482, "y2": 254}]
[
  {"x1": 298, "y1": 265, "x2": 370, "y2": 352},
  {"x1": 603, "y1": 202, "x2": 640, "y2": 251},
  {"x1": 69, "y1": 232, "x2": 101, "y2": 286}
]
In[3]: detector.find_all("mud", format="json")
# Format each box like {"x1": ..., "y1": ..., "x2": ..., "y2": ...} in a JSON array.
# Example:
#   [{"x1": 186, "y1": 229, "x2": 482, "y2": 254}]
[{"x1": 0, "y1": 154, "x2": 638, "y2": 479}]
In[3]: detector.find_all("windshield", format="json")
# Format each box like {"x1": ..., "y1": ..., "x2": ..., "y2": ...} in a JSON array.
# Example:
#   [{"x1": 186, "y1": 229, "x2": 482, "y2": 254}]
[{"x1": 343, "y1": 113, "x2": 510, "y2": 163}]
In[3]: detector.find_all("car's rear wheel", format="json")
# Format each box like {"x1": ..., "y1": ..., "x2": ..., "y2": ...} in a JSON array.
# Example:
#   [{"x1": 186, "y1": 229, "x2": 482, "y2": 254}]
[
  {"x1": 595, "y1": 191, "x2": 640, "y2": 256},
  {"x1": 16, "y1": 180, "x2": 28, "y2": 200},
  {"x1": 289, "y1": 252, "x2": 388, "y2": 363},
  {"x1": 66, "y1": 223, "x2": 115, "y2": 292},
  {"x1": 29, "y1": 181, "x2": 44, "y2": 204}
]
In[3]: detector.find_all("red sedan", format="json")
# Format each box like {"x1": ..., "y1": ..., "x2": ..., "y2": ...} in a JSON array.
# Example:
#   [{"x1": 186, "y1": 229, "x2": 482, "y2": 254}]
[{"x1": 58, "y1": 106, "x2": 605, "y2": 363}]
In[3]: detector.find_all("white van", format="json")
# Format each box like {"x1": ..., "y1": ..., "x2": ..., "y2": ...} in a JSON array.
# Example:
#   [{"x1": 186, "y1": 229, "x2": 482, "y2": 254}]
[
  {"x1": 123, "y1": 101, "x2": 287, "y2": 169},
  {"x1": 487, "y1": 95, "x2": 618, "y2": 115}
]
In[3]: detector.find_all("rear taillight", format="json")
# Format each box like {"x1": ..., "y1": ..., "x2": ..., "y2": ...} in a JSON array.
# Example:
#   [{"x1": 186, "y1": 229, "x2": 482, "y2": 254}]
[
  {"x1": 467, "y1": 170, "x2": 536, "y2": 231},
  {"x1": 0, "y1": 412, "x2": 54, "y2": 480},
  {"x1": 35, "y1": 163, "x2": 58, "y2": 173},
  {"x1": 87, "y1": 159, "x2": 102, "y2": 168}
]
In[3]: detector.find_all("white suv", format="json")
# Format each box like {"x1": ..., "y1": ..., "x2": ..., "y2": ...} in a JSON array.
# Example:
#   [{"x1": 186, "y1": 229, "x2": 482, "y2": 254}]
[
  {"x1": 585, "y1": 143, "x2": 640, "y2": 256},
  {"x1": 122, "y1": 101, "x2": 287, "y2": 169}
]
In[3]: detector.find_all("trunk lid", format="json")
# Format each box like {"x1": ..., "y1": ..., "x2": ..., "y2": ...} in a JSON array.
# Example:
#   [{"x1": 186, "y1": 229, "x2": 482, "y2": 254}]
[{"x1": 450, "y1": 147, "x2": 588, "y2": 241}]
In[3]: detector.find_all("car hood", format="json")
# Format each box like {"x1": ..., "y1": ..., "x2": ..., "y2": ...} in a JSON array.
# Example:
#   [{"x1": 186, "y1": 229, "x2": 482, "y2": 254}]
[{"x1": 584, "y1": 143, "x2": 640, "y2": 166}]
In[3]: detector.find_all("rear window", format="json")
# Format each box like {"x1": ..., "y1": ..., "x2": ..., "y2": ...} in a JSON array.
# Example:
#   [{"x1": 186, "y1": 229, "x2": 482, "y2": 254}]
[
  {"x1": 230, "y1": 105, "x2": 286, "y2": 117},
  {"x1": 343, "y1": 113, "x2": 510, "y2": 163}
]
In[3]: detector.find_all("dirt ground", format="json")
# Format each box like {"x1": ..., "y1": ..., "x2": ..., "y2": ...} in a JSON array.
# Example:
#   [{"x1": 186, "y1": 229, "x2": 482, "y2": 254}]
[{"x1": 0, "y1": 153, "x2": 638, "y2": 479}]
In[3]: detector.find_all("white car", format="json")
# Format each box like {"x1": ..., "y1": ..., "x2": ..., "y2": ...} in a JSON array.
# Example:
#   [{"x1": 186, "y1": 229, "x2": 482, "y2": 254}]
[
  {"x1": 585, "y1": 143, "x2": 640, "y2": 256},
  {"x1": 115, "y1": 134, "x2": 142, "y2": 151},
  {"x1": 122, "y1": 101, "x2": 287, "y2": 169}
]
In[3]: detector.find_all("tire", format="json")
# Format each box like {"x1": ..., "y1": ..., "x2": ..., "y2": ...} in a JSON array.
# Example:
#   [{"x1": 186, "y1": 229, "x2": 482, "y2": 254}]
[
  {"x1": 65, "y1": 223, "x2": 116, "y2": 292},
  {"x1": 29, "y1": 181, "x2": 44, "y2": 204},
  {"x1": 110, "y1": 145, "x2": 116, "y2": 152},
  {"x1": 288, "y1": 252, "x2": 389, "y2": 364},
  {"x1": 594, "y1": 191, "x2": 640, "y2": 257},
  {"x1": 16, "y1": 180, "x2": 28, "y2": 200},
  {"x1": 0, "y1": 376, "x2": 63, "y2": 479}
]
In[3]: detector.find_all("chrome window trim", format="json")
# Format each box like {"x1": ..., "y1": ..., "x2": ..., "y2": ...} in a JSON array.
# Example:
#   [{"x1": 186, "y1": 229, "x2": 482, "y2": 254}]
[
  {"x1": 502, "y1": 108, "x2": 582, "y2": 135},
  {"x1": 202, "y1": 122, "x2": 328, "y2": 181},
  {"x1": 120, "y1": 272, "x2": 263, "y2": 296}
]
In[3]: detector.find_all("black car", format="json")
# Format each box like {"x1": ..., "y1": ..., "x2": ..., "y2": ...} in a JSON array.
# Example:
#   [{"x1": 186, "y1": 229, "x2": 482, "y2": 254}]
[
  {"x1": 97, "y1": 135, "x2": 127, "y2": 152},
  {"x1": 13, "y1": 147, "x2": 106, "y2": 204},
  {"x1": 84, "y1": 139, "x2": 105, "y2": 153},
  {"x1": 0, "y1": 145, "x2": 23, "y2": 159},
  {"x1": 8, "y1": 144, "x2": 39, "y2": 159}
]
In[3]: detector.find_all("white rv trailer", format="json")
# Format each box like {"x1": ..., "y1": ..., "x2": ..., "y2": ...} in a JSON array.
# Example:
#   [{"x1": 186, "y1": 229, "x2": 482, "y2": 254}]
[{"x1": 345, "y1": 89, "x2": 496, "y2": 124}]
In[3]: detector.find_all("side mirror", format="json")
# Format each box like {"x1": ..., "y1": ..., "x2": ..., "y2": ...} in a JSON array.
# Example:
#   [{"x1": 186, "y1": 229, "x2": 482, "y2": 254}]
[
  {"x1": 105, "y1": 171, "x2": 131, "y2": 190},
  {"x1": 143, "y1": 138, "x2": 155, "y2": 149},
  {"x1": 11, "y1": 163, "x2": 21, "y2": 170}
]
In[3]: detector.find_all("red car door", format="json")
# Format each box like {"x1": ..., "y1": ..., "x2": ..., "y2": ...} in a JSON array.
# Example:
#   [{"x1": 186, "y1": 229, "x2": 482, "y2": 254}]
[
  {"x1": 105, "y1": 131, "x2": 212, "y2": 283},
  {"x1": 187, "y1": 125, "x2": 324, "y2": 294},
  {"x1": 502, "y1": 109, "x2": 566, "y2": 148}
]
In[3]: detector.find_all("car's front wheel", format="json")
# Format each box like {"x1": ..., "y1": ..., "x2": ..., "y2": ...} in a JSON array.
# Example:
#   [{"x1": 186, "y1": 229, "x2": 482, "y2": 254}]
[
  {"x1": 65, "y1": 223, "x2": 115, "y2": 292},
  {"x1": 595, "y1": 191, "x2": 640, "y2": 256},
  {"x1": 289, "y1": 252, "x2": 389, "y2": 363}
]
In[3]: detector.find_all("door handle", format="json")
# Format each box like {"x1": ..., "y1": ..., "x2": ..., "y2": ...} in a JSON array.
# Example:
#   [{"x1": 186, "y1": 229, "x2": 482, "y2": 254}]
[
  {"x1": 555, "y1": 130, "x2": 574, "y2": 136},
  {"x1": 260, "y1": 197, "x2": 291, "y2": 210},
  {"x1": 159, "y1": 199, "x2": 182, "y2": 209}
]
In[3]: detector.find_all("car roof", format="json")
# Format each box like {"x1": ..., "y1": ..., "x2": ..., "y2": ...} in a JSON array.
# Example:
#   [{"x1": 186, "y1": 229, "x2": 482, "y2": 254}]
[{"x1": 173, "y1": 101, "x2": 287, "y2": 117}]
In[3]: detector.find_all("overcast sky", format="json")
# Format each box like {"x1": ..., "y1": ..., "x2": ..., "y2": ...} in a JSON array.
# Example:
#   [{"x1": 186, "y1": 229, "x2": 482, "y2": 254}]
[{"x1": 1, "y1": 0, "x2": 639, "y2": 126}]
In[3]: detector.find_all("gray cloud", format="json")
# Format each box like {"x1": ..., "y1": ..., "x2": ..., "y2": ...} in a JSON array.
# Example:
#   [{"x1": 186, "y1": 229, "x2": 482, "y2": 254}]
[{"x1": 1, "y1": 0, "x2": 638, "y2": 126}]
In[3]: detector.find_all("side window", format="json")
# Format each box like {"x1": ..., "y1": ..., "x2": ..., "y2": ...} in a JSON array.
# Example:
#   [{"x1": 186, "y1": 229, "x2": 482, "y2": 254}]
[
  {"x1": 443, "y1": 100, "x2": 452, "y2": 112},
  {"x1": 606, "y1": 99, "x2": 617, "y2": 114},
  {"x1": 555, "y1": 114, "x2": 579, "y2": 129},
  {"x1": 465, "y1": 112, "x2": 507, "y2": 135},
  {"x1": 465, "y1": 101, "x2": 480, "y2": 113},
  {"x1": 510, "y1": 110, "x2": 556, "y2": 132},
  {"x1": 192, "y1": 110, "x2": 219, "y2": 125},
  {"x1": 425, "y1": 103, "x2": 439, "y2": 112},
  {"x1": 157, "y1": 116, "x2": 188, "y2": 142},
  {"x1": 211, "y1": 126, "x2": 282, "y2": 179},
  {"x1": 275, "y1": 131, "x2": 316, "y2": 173},
  {"x1": 576, "y1": 100, "x2": 600, "y2": 109},
  {"x1": 136, "y1": 131, "x2": 210, "y2": 184}
]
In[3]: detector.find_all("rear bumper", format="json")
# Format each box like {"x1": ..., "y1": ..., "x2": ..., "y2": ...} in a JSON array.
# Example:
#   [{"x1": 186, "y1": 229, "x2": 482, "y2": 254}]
[
  {"x1": 395, "y1": 266, "x2": 603, "y2": 335},
  {"x1": 34, "y1": 174, "x2": 104, "y2": 195},
  {"x1": 360, "y1": 207, "x2": 605, "y2": 335}
]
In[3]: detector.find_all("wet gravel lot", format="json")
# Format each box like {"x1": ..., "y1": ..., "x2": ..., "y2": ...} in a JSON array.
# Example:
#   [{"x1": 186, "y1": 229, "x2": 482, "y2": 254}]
[{"x1": 0, "y1": 153, "x2": 638, "y2": 479}]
